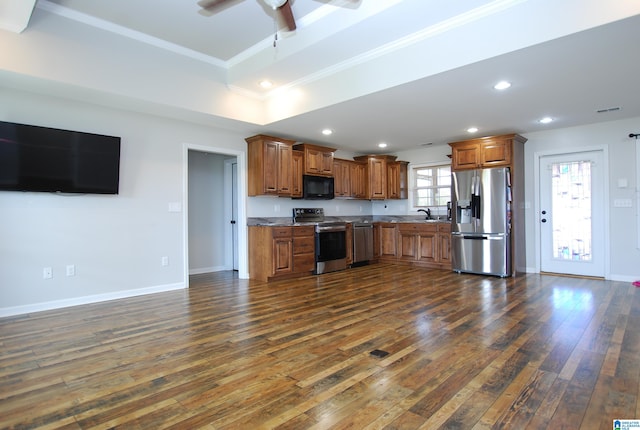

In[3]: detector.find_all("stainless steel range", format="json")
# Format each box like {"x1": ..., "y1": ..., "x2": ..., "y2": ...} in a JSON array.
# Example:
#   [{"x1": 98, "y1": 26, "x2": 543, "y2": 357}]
[{"x1": 293, "y1": 208, "x2": 347, "y2": 275}]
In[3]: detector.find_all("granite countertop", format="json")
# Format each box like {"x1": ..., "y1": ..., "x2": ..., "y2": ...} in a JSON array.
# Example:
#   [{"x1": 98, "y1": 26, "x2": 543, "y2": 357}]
[{"x1": 247, "y1": 215, "x2": 451, "y2": 226}]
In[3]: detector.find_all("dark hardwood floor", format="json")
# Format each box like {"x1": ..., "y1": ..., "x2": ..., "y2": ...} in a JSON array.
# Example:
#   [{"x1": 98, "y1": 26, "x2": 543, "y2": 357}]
[{"x1": 1, "y1": 264, "x2": 638, "y2": 429}]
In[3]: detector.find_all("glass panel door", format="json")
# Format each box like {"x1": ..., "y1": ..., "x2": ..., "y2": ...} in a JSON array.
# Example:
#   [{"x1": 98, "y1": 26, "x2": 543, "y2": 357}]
[{"x1": 540, "y1": 151, "x2": 604, "y2": 277}]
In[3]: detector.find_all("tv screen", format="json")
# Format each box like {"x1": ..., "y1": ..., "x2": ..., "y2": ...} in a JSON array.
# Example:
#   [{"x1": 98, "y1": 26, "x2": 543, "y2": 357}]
[{"x1": 0, "y1": 121, "x2": 121, "y2": 194}]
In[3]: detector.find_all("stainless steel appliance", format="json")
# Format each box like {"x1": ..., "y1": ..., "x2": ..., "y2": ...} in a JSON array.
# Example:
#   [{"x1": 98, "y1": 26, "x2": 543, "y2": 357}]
[
  {"x1": 293, "y1": 208, "x2": 346, "y2": 274},
  {"x1": 451, "y1": 167, "x2": 512, "y2": 277},
  {"x1": 352, "y1": 221, "x2": 373, "y2": 266}
]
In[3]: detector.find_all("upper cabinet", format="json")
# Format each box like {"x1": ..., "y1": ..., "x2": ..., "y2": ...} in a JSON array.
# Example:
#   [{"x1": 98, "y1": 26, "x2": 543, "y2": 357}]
[
  {"x1": 293, "y1": 143, "x2": 335, "y2": 177},
  {"x1": 387, "y1": 160, "x2": 408, "y2": 200},
  {"x1": 291, "y1": 150, "x2": 304, "y2": 198},
  {"x1": 333, "y1": 158, "x2": 351, "y2": 198},
  {"x1": 353, "y1": 155, "x2": 407, "y2": 200},
  {"x1": 246, "y1": 134, "x2": 295, "y2": 197},
  {"x1": 246, "y1": 134, "x2": 408, "y2": 200},
  {"x1": 449, "y1": 134, "x2": 527, "y2": 171}
]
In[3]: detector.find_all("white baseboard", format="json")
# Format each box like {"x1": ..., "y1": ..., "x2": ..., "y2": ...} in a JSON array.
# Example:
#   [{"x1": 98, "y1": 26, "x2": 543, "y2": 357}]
[
  {"x1": 189, "y1": 265, "x2": 228, "y2": 275},
  {"x1": 608, "y1": 274, "x2": 640, "y2": 283},
  {"x1": 0, "y1": 282, "x2": 186, "y2": 318}
]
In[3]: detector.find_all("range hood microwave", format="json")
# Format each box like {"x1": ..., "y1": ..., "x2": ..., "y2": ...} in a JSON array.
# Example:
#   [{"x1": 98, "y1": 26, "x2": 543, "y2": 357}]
[{"x1": 302, "y1": 175, "x2": 334, "y2": 200}]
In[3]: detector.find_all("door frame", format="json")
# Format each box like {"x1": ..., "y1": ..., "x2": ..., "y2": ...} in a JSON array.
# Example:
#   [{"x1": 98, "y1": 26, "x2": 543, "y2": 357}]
[
  {"x1": 533, "y1": 145, "x2": 610, "y2": 278},
  {"x1": 183, "y1": 143, "x2": 249, "y2": 286},
  {"x1": 224, "y1": 158, "x2": 239, "y2": 271}
]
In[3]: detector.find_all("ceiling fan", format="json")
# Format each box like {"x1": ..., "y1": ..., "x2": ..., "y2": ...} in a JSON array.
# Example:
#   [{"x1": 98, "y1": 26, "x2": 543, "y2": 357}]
[
  {"x1": 198, "y1": 0, "x2": 360, "y2": 33},
  {"x1": 199, "y1": 0, "x2": 298, "y2": 31}
]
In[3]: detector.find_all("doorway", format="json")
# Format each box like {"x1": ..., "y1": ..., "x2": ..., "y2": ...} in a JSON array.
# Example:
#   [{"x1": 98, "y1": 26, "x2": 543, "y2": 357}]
[
  {"x1": 538, "y1": 150, "x2": 606, "y2": 277},
  {"x1": 184, "y1": 144, "x2": 248, "y2": 286}
]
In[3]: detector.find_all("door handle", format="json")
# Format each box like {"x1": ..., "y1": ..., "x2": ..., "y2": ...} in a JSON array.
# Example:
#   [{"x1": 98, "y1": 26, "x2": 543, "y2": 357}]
[{"x1": 230, "y1": 220, "x2": 236, "y2": 224}]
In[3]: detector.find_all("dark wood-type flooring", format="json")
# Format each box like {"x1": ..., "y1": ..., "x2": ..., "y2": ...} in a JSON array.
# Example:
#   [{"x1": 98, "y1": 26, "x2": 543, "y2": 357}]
[{"x1": 1, "y1": 264, "x2": 639, "y2": 429}]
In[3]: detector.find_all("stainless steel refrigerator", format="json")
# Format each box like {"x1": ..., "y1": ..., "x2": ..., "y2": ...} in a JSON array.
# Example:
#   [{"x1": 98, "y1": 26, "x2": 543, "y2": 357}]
[{"x1": 451, "y1": 167, "x2": 512, "y2": 277}]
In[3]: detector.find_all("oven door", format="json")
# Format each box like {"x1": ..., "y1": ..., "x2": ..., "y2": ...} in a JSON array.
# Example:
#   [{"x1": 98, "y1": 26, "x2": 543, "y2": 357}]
[{"x1": 316, "y1": 228, "x2": 346, "y2": 262}]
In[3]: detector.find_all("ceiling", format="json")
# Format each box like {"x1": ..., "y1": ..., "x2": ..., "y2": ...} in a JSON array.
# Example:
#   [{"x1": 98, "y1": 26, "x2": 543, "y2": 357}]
[{"x1": 4, "y1": 0, "x2": 640, "y2": 153}]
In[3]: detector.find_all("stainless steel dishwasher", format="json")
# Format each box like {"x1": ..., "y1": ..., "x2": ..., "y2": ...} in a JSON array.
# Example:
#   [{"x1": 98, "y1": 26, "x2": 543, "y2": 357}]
[{"x1": 352, "y1": 221, "x2": 373, "y2": 266}]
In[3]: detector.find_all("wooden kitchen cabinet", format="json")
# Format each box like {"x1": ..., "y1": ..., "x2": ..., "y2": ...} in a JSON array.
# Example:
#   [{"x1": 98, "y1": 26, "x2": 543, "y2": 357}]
[
  {"x1": 374, "y1": 222, "x2": 452, "y2": 269},
  {"x1": 377, "y1": 222, "x2": 398, "y2": 259},
  {"x1": 398, "y1": 223, "x2": 438, "y2": 264},
  {"x1": 449, "y1": 133, "x2": 526, "y2": 171},
  {"x1": 438, "y1": 224, "x2": 451, "y2": 265},
  {"x1": 349, "y1": 161, "x2": 367, "y2": 199},
  {"x1": 246, "y1": 134, "x2": 295, "y2": 196},
  {"x1": 387, "y1": 160, "x2": 409, "y2": 199},
  {"x1": 345, "y1": 222, "x2": 353, "y2": 265},
  {"x1": 249, "y1": 225, "x2": 315, "y2": 282},
  {"x1": 333, "y1": 158, "x2": 351, "y2": 197},
  {"x1": 293, "y1": 226, "x2": 315, "y2": 273},
  {"x1": 293, "y1": 143, "x2": 335, "y2": 177},
  {"x1": 354, "y1": 155, "x2": 389, "y2": 199},
  {"x1": 291, "y1": 150, "x2": 304, "y2": 198}
]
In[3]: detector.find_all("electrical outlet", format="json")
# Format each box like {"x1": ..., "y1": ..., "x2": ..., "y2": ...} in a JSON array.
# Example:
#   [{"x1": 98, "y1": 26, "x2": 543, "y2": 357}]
[
  {"x1": 66, "y1": 265, "x2": 76, "y2": 277},
  {"x1": 161, "y1": 256, "x2": 169, "y2": 266},
  {"x1": 43, "y1": 267, "x2": 52, "y2": 279}
]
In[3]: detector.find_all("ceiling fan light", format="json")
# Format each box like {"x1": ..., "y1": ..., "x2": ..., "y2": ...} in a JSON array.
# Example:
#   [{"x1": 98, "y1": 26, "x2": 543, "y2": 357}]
[{"x1": 263, "y1": 0, "x2": 287, "y2": 9}]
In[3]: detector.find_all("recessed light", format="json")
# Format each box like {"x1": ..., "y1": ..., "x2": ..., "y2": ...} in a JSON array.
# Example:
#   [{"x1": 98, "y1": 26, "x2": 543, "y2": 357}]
[
  {"x1": 494, "y1": 81, "x2": 511, "y2": 90},
  {"x1": 259, "y1": 80, "x2": 273, "y2": 89},
  {"x1": 378, "y1": 142, "x2": 388, "y2": 148},
  {"x1": 321, "y1": 128, "x2": 333, "y2": 136},
  {"x1": 539, "y1": 117, "x2": 553, "y2": 124},
  {"x1": 467, "y1": 127, "x2": 479, "y2": 133}
]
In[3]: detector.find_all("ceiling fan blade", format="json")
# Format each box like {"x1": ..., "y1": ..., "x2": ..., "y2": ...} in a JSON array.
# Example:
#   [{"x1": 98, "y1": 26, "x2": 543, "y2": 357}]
[
  {"x1": 278, "y1": 1, "x2": 296, "y2": 31},
  {"x1": 198, "y1": 0, "x2": 241, "y2": 12}
]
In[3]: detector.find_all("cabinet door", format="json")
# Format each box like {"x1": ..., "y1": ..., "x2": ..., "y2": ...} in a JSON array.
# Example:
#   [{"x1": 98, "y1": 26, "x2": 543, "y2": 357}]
[
  {"x1": 387, "y1": 162, "x2": 400, "y2": 199},
  {"x1": 397, "y1": 231, "x2": 418, "y2": 260},
  {"x1": 345, "y1": 223, "x2": 353, "y2": 265},
  {"x1": 273, "y1": 238, "x2": 293, "y2": 274},
  {"x1": 263, "y1": 141, "x2": 279, "y2": 194},
  {"x1": 369, "y1": 158, "x2": 387, "y2": 199},
  {"x1": 350, "y1": 162, "x2": 366, "y2": 199},
  {"x1": 292, "y1": 150, "x2": 303, "y2": 198},
  {"x1": 321, "y1": 151, "x2": 334, "y2": 175},
  {"x1": 333, "y1": 159, "x2": 351, "y2": 197},
  {"x1": 451, "y1": 142, "x2": 480, "y2": 170},
  {"x1": 439, "y1": 232, "x2": 451, "y2": 264},
  {"x1": 277, "y1": 143, "x2": 292, "y2": 195},
  {"x1": 305, "y1": 148, "x2": 323, "y2": 175},
  {"x1": 417, "y1": 231, "x2": 438, "y2": 263},
  {"x1": 481, "y1": 139, "x2": 511, "y2": 167},
  {"x1": 379, "y1": 224, "x2": 397, "y2": 257}
]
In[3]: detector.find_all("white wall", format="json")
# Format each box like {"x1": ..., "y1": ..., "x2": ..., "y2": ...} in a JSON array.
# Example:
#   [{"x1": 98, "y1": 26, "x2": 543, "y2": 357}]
[{"x1": 0, "y1": 87, "x2": 248, "y2": 316}]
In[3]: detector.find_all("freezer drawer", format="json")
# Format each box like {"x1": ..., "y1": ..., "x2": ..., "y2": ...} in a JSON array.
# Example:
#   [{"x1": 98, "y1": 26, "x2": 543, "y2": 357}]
[{"x1": 451, "y1": 233, "x2": 511, "y2": 277}]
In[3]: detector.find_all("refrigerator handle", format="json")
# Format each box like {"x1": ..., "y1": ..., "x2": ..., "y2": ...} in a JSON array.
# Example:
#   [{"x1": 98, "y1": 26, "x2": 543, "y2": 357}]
[{"x1": 471, "y1": 175, "x2": 481, "y2": 222}]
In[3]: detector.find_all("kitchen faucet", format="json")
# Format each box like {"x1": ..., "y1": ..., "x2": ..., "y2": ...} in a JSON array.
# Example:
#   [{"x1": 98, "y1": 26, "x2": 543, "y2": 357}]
[{"x1": 417, "y1": 208, "x2": 431, "y2": 220}]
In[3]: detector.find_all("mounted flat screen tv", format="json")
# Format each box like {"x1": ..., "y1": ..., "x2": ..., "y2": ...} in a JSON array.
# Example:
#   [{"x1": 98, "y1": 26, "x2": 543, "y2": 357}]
[{"x1": 0, "y1": 121, "x2": 121, "y2": 194}]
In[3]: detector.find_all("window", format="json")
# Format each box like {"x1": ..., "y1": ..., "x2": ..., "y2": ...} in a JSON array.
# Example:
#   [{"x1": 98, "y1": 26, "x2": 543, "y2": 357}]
[{"x1": 412, "y1": 164, "x2": 451, "y2": 208}]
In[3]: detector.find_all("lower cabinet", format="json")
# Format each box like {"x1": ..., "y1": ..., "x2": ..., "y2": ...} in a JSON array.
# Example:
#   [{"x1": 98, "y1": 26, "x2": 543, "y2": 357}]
[
  {"x1": 376, "y1": 222, "x2": 451, "y2": 269},
  {"x1": 249, "y1": 222, "x2": 451, "y2": 282},
  {"x1": 249, "y1": 225, "x2": 316, "y2": 282}
]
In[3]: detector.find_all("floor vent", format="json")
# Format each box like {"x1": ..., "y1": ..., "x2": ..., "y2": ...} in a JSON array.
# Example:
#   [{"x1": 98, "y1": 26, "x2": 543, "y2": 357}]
[{"x1": 370, "y1": 349, "x2": 389, "y2": 358}]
